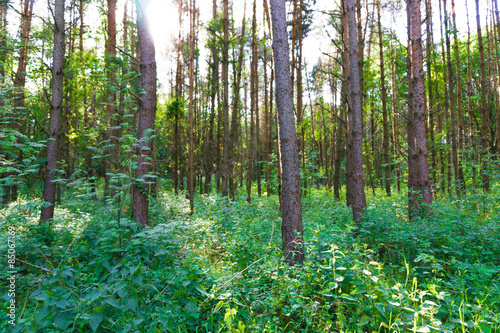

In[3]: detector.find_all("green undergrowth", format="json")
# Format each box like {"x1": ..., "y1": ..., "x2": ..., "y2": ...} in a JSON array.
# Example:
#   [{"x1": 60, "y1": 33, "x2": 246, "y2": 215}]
[{"x1": 0, "y1": 184, "x2": 499, "y2": 332}]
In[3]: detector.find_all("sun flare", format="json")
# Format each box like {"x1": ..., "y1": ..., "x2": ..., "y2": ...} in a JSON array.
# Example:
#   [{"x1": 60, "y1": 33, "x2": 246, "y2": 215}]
[{"x1": 147, "y1": 0, "x2": 179, "y2": 48}]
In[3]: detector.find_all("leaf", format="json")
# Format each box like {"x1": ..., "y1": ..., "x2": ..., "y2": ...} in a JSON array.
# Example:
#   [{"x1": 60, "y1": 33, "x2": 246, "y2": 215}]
[
  {"x1": 36, "y1": 305, "x2": 50, "y2": 323},
  {"x1": 54, "y1": 312, "x2": 72, "y2": 330},
  {"x1": 55, "y1": 298, "x2": 70, "y2": 309},
  {"x1": 89, "y1": 312, "x2": 104, "y2": 332},
  {"x1": 358, "y1": 315, "x2": 370, "y2": 326},
  {"x1": 350, "y1": 286, "x2": 367, "y2": 295},
  {"x1": 105, "y1": 297, "x2": 121, "y2": 310},
  {"x1": 195, "y1": 284, "x2": 211, "y2": 298},
  {"x1": 126, "y1": 295, "x2": 138, "y2": 311}
]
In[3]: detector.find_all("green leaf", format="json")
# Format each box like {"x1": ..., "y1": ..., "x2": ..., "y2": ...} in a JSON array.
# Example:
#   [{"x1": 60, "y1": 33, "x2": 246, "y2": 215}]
[
  {"x1": 36, "y1": 305, "x2": 50, "y2": 323},
  {"x1": 358, "y1": 315, "x2": 370, "y2": 326},
  {"x1": 126, "y1": 295, "x2": 138, "y2": 311},
  {"x1": 54, "y1": 312, "x2": 72, "y2": 330},
  {"x1": 105, "y1": 297, "x2": 121, "y2": 309},
  {"x1": 89, "y1": 312, "x2": 104, "y2": 332}
]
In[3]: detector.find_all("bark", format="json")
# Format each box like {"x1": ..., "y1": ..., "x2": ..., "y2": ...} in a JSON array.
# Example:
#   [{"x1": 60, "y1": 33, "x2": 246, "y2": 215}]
[
  {"x1": 104, "y1": 0, "x2": 119, "y2": 199},
  {"x1": 173, "y1": 0, "x2": 184, "y2": 194},
  {"x1": 390, "y1": 33, "x2": 400, "y2": 192},
  {"x1": 187, "y1": 0, "x2": 195, "y2": 213},
  {"x1": 493, "y1": 0, "x2": 500, "y2": 155},
  {"x1": 407, "y1": 0, "x2": 432, "y2": 217},
  {"x1": 4, "y1": 0, "x2": 34, "y2": 204},
  {"x1": 377, "y1": 0, "x2": 390, "y2": 196},
  {"x1": 425, "y1": 0, "x2": 436, "y2": 194},
  {"x1": 205, "y1": 0, "x2": 218, "y2": 194},
  {"x1": 345, "y1": 0, "x2": 366, "y2": 227},
  {"x1": 475, "y1": 0, "x2": 490, "y2": 192},
  {"x1": 132, "y1": 0, "x2": 156, "y2": 227},
  {"x1": 450, "y1": 0, "x2": 466, "y2": 193},
  {"x1": 221, "y1": 0, "x2": 229, "y2": 197},
  {"x1": 465, "y1": 0, "x2": 477, "y2": 188},
  {"x1": 443, "y1": 0, "x2": 461, "y2": 197},
  {"x1": 341, "y1": 1, "x2": 352, "y2": 207},
  {"x1": 228, "y1": 9, "x2": 246, "y2": 199},
  {"x1": 270, "y1": 0, "x2": 303, "y2": 264},
  {"x1": 40, "y1": 0, "x2": 65, "y2": 222}
]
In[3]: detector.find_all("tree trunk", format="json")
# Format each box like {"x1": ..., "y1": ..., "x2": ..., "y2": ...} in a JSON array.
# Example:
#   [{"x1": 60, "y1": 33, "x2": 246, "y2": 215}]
[
  {"x1": 475, "y1": 0, "x2": 490, "y2": 192},
  {"x1": 270, "y1": 0, "x2": 303, "y2": 264},
  {"x1": 40, "y1": 0, "x2": 65, "y2": 223},
  {"x1": 345, "y1": 0, "x2": 366, "y2": 228},
  {"x1": 187, "y1": 0, "x2": 196, "y2": 213},
  {"x1": 104, "y1": 0, "x2": 119, "y2": 200},
  {"x1": 377, "y1": 1, "x2": 390, "y2": 196},
  {"x1": 443, "y1": 0, "x2": 461, "y2": 197},
  {"x1": 228, "y1": 9, "x2": 246, "y2": 199},
  {"x1": 390, "y1": 33, "x2": 400, "y2": 192},
  {"x1": 425, "y1": 0, "x2": 436, "y2": 195},
  {"x1": 132, "y1": 0, "x2": 156, "y2": 227},
  {"x1": 221, "y1": 0, "x2": 230, "y2": 197},
  {"x1": 407, "y1": 0, "x2": 432, "y2": 217}
]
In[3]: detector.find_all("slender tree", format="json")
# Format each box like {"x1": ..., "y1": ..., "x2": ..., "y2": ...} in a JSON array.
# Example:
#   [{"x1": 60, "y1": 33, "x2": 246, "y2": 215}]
[
  {"x1": 345, "y1": 0, "x2": 366, "y2": 228},
  {"x1": 221, "y1": 0, "x2": 230, "y2": 197},
  {"x1": 269, "y1": 0, "x2": 303, "y2": 263},
  {"x1": 407, "y1": 0, "x2": 432, "y2": 217},
  {"x1": 132, "y1": 0, "x2": 157, "y2": 226},
  {"x1": 187, "y1": 0, "x2": 196, "y2": 213},
  {"x1": 40, "y1": 0, "x2": 65, "y2": 222},
  {"x1": 377, "y1": 0, "x2": 390, "y2": 196},
  {"x1": 475, "y1": 0, "x2": 490, "y2": 192},
  {"x1": 104, "y1": 0, "x2": 119, "y2": 199}
]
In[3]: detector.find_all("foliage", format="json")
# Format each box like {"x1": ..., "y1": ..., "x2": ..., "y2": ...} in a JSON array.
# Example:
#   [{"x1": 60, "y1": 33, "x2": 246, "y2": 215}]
[{"x1": 1, "y1": 185, "x2": 499, "y2": 332}]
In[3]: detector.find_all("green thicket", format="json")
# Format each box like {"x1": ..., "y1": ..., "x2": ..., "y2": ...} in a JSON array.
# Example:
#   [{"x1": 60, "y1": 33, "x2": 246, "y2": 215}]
[{"x1": 1, "y1": 182, "x2": 499, "y2": 332}]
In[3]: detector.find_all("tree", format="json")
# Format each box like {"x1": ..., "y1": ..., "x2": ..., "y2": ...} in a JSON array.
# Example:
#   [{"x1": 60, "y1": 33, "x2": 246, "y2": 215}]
[
  {"x1": 132, "y1": 0, "x2": 157, "y2": 226},
  {"x1": 344, "y1": 0, "x2": 366, "y2": 228},
  {"x1": 187, "y1": 0, "x2": 196, "y2": 213},
  {"x1": 40, "y1": 0, "x2": 65, "y2": 222},
  {"x1": 221, "y1": 0, "x2": 229, "y2": 197},
  {"x1": 104, "y1": 0, "x2": 120, "y2": 199},
  {"x1": 407, "y1": 0, "x2": 432, "y2": 217},
  {"x1": 376, "y1": 0, "x2": 390, "y2": 196},
  {"x1": 475, "y1": 0, "x2": 490, "y2": 192},
  {"x1": 269, "y1": 0, "x2": 303, "y2": 263}
]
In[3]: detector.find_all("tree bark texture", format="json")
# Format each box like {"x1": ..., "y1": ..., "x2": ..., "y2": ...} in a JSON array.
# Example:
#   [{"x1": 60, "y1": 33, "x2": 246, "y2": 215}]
[
  {"x1": 132, "y1": 0, "x2": 156, "y2": 227},
  {"x1": 40, "y1": 0, "x2": 65, "y2": 222},
  {"x1": 345, "y1": 0, "x2": 366, "y2": 227},
  {"x1": 270, "y1": 0, "x2": 304, "y2": 264},
  {"x1": 407, "y1": 0, "x2": 432, "y2": 217},
  {"x1": 475, "y1": 0, "x2": 490, "y2": 192}
]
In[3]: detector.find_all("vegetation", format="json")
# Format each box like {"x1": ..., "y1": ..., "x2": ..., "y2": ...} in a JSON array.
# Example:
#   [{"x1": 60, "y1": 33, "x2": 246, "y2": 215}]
[
  {"x1": 1, "y1": 184, "x2": 499, "y2": 331},
  {"x1": 1, "y1": 0, "x2": 500, "y2": 331}
]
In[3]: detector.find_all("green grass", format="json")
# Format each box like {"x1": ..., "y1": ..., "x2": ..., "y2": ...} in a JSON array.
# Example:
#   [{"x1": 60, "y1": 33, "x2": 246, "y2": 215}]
[{"x1": 0, "y1": 183, "x2": 499, "y2": 332}]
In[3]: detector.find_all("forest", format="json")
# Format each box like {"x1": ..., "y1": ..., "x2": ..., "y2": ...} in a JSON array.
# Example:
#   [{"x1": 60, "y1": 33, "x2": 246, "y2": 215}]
[{"x1": 0, "y1": 0, "x2": 499, "y2": 330}]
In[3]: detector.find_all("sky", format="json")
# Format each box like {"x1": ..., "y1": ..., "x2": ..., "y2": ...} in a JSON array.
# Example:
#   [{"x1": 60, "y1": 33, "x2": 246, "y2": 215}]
[{"x1": 5, "y1": 0, "x2": 491, "y2": 96}]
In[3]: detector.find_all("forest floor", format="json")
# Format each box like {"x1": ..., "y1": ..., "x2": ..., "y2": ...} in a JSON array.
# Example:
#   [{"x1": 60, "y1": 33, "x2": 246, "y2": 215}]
[{"x1": 1, "y1": 183, "x2": 500, "y2": 332}]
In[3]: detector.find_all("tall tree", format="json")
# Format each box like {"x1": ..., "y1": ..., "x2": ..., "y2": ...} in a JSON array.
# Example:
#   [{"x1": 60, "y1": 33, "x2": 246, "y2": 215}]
[
  {"x1": 475, "y1": 0, "x2": 490, "y2": 192},
  {"x1": 344, "y1": 0, "x2": 366, "y2": 228},
  {"x1": 407, "y1": 0, "x2": 432, "y2": 217},
  {"x1": 221, "y1": 0, "x2": 230, "y2": 197},
  {"x1": 187, "y1": 0, "x2": 196, "y2": 213},
  {"x1": 104, "y1": 0, "x2": 120, "y2": 199},
  {"x1": 228, "y1": 8, "x2": 246, "y2": 200},
  {"x1": 376, "y1": 0, "x2": 390, "y2": 196},
  {"x1": 132, "y1": 0, "x2": 157, "y2": 226},
  {"x1": 269, "y1": 0, "x2": 303, "y2": 263},
  {"x1": 40, "y1": 0, "x2": 65, "y2": 222}
]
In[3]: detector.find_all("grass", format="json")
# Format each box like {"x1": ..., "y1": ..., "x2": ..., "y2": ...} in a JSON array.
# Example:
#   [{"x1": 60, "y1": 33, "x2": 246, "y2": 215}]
[{"x1": 0, "y1": 183, "x2": 499, "y2": 332}]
